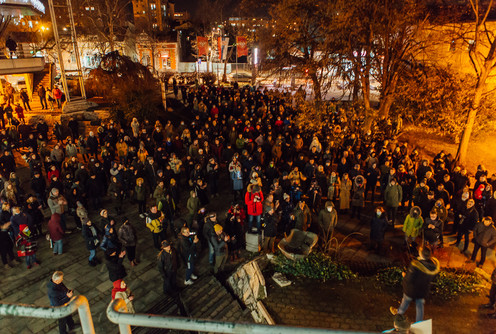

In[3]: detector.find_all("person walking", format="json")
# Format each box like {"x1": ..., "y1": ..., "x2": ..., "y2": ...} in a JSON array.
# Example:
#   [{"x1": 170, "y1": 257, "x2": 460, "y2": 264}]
[
  {"x1": 390, "y1": 246, "x2": 440, "y2": 323},
  {"x1": 157, "y1": 240, "x2": 178, "y2": 296},
  {"x1": 47, "y1": 271, "x2": 76, "y2": 334},
  {"x1": 47, "y1": 213, "x2": 65, "y2": 255}
]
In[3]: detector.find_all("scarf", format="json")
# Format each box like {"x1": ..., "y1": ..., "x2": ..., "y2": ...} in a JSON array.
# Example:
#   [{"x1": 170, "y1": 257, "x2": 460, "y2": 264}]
[{"x1": 111, "y1": 279, "x2": 127, "y2": 299}]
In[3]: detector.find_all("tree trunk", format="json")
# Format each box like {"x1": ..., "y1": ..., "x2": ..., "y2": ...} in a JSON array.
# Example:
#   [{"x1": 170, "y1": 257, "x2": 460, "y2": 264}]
[
  {"x1": 310, "y1": 72, "x2": 322, "y2": 101},
  {"x1": 455, "y1": 79, "x2": 486, "y2": 164},
  {"x1": 379, "y1": 93, "x2": 394, "y2": 119}
]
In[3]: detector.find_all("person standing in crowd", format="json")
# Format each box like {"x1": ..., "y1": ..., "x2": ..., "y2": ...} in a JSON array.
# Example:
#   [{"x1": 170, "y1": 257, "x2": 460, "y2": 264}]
[
  {"x1": 47, "y1": 271, "x2": 76, "y2": 334},
  {"x1": 403, "y1": 206, "x2": 423, "y2": 250},
  {"x1": 178, "y1": 226, "x2": 198, "y2": 285},
  {"x1": 390, "y1": 246, "x2": 440, "y2": 323},
  {"x1": 135, "y1": 177, "x2": 147, "y2": 218},
  {"x1": 47, "y1": 213, "x2": 65, "y2": 256},
  {"x1": 211, "y1": 224, "x2": 229, "y2": 274},
  {"x1": 369, "y1": 206, "x2": 388, "y2": 253},
  {"x1": 105, "y1": 248, "x2": 127, "y2": 282},
  {"x1": 48, "y1": 188, "x2": 68, "y2": 232},
  {"x1": 111, "y1": 279, "x2": 135, "y2": 313},
  {"x1": 384, "y1": 178, "x2": 403, "y2": 226},
  {"x1": 470, "y1": 217, "x2": 496, "y2": 267},
  {"x1": 82, "y1": 220, "x2": 101, "y2": 266},
  {"x1": 118, "y1": 217, "x2": 138, "y2": 266},
  {"x1": 0, "y1": 219, "x2": 18, "y2": 269},
  {"x1": 262, "y1": 207, "x2": 278, "y2": 253},
  {"x1": 157, "y1": 240, "x2": 178, "y2": 296},
  {"x1": 456, "y1": 199, "x2": 479, "y2": 253},
  {"x1": 37, "y1": 85, "x2": 47, "y2": 110},
  {"x1": 16, "y1": 224, "x2": 39, "y2": 269},
  {"x1": 145, "y1": 204, "x2": 166, "y2": 250},
  {"x1": 245, "y1": 184, "x2": 263, "y2": 232}
]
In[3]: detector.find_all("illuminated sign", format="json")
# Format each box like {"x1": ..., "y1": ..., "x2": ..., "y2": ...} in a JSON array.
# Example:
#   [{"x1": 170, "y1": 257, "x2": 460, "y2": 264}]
[{"x1": 0, "y1": 0, "x2": 46, "y2": 14}]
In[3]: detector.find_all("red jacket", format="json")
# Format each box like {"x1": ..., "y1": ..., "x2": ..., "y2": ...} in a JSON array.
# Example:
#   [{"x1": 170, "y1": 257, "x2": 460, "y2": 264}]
[
  {"x1": 245, "y1": 191, "x2": 264, "y2": 216},
  {"x1": 47, "y1": 213, "x2": 64, "y2": 241}
]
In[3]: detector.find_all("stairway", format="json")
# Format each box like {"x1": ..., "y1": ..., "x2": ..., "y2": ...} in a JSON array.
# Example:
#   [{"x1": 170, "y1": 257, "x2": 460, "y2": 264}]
[
  {"x1": 132, "y1": 275, "x2": 253, "y2": 334},
  {"x1": 33, "y1": 63, "x2": 52, "y2": 92}
]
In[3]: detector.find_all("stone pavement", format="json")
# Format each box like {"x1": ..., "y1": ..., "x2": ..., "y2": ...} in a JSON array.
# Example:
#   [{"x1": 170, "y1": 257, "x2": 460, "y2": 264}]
[{"x1": 264, "y1": 276, "x2": 494, "y2": 334}]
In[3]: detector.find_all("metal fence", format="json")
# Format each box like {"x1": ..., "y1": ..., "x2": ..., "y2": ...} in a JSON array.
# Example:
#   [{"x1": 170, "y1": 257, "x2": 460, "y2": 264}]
[
  {"x1": 107, "y1": 298, "x2": 369, "y2": 334},
  {"x1": 0, "y1": 295, "x2": 95, "y2": 334},
  {"x1": 0, "y1": 295, "x2": 371, "y2": 333}
]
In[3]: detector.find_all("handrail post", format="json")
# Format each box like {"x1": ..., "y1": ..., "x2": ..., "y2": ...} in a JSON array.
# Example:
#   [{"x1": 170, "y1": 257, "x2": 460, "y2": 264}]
[
  {"x1": 75, "y1": 296, "x2": 95, "y2": 334},
  {"x1": 113, "y1": 298, "x2": 132, "y2": 334},
  {"x1": 0, "y1": 295, "x2": 95, "y2": 334}
]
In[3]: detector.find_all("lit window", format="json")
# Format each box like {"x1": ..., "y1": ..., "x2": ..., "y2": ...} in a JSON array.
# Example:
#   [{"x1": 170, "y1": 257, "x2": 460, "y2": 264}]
[
  {"x1": 28, "y1": 21, "x2": 33, "y2": 27},
  {"x1": 143, "y1": 10, "x2": 146, "y2": 14},
  {"x1": 85, "y1": 6, "x2": 89, "y2": 10},
  {"x1": 90, "y1": 7, "x2": 94, "y2": 10},
  {"x1": 449, "y1": 40, "x2": 455, "y2": 52},
  {"x1": 151, "y1": 4, "x2": 156, "y2": 10},
  {"x1": 153, "y1": 23, "x2": 158, "y2": 28}
]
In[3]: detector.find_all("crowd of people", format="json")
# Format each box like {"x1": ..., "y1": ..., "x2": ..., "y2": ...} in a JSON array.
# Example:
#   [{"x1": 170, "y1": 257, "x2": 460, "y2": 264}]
[{"x1": 0, "y1": 82, "x2": 495, "y2": 333}]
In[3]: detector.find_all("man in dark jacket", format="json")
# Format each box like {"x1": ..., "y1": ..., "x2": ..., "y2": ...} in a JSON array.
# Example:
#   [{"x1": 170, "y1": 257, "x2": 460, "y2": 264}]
[
  {"x1": 105, "y1": 248, "x2": 127, "y2": 282},
  {"x1": 470, "y1": 217, "x2": 496, "y2": 267},
  {"x1": 81, "y1": 220, "x2": 101, "y2": 266},
  {"x1": 390, "y1": 246, "x2": 440, "y2": 322},
  {"x1": 262, "y1": 208, "x2": 278, "y2": 253},
  {"x1": 456, "y1": 199, "x2": 479, "y2": 253},
  {"x1": 47, "y1": 271, "x2": 75, "y2": 334},
  {"x1": 157, "y1": 240, "x2": 178, "y2": 296},
  {"x1": 178, "y1": 226, "x2": 198, "y2": 285}
]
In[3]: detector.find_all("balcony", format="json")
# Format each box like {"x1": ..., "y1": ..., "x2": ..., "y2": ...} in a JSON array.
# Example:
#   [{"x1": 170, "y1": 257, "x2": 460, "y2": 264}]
[{"x1": 0, "y1": 52, "x2": 46, "y2": 75}]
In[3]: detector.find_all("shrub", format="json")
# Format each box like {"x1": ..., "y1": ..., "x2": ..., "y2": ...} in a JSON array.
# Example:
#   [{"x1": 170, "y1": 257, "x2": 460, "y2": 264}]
[
  {"x1": 376, "y1": 267, "x2": 483, "y2": 299},
  {"x1": 274, "y1": 253, "x2": 357, "y2": 282}
]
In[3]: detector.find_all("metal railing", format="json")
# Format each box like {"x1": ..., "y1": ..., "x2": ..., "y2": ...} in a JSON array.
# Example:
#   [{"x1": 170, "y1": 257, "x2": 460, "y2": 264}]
[
  {"x1": 107, "y1": 298, "x2": 369, "y2": 334},
  {"x1": 0, "y1": 295, "x2": 95, "y2": 334}
]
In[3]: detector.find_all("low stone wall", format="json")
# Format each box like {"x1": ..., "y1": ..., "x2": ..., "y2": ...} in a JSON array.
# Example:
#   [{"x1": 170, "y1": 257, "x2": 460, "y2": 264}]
[{"x1": 227, "y1": 256, "x2": 275, "y2": 324}]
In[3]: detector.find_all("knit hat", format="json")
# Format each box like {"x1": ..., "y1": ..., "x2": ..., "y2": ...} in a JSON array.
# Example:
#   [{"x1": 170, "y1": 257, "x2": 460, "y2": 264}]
[{"x1": 214, "y1": 224, "x2": 223, "y2": 233}]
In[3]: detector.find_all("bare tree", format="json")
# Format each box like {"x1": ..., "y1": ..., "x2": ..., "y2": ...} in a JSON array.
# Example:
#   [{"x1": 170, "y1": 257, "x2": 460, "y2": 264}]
[
  {"x1": 79, "y1": 0, "x2": 131, "y2": 52},
  {"x1": 455, "y1": 0, "x2": 496, "y2": 163}
]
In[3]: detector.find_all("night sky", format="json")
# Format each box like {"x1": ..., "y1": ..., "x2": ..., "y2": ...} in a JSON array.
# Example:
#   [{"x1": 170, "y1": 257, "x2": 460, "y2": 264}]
[{"x1": 175, "y1": 0, "x2": 197, "y2": 12}]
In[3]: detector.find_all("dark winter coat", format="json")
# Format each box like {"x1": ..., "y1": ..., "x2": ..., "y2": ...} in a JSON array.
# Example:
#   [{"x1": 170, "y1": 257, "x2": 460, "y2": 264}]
[
  {"x1": 403, "y1": 257, "x2": 440, "y2": 299},
  {"x1": 263, "y1": 212, "x2": 277, "y2": 237},
  {"x1": 47, "y1": 279, "x2": 70, "y2": 307},
  {"x1": 210, "y1": 233, "x2": 228, "y2": 255},
  {"x1": 105, "y1": 254, "x2": 127, "y2": 282},
  {"x1": 118, "y1": 222, "x2": 137, "y2": 247},
  {"x1": 460, "y1": 206, "x2": 479, "y2": 232},
  {"x1": 370, "y1": 214, "x2": 388, "y2": 242},
  {"x1": 157, "y1": 248, "x2": 177, "y2": 278},
  {"x1": 178, "y1": 234, "x2": 197, "y2": 264},
  {"x1": 473, "y1": 222, "x2": 496, "y2": 248},
  {"x1": 82, "y1": 223, "x2": 101, "y2": 250}
]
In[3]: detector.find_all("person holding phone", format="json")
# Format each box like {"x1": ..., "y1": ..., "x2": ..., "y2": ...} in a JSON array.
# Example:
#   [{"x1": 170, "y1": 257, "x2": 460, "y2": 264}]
[{"x1": 47, "y1": 271, "x2": 75, "y2": 334}]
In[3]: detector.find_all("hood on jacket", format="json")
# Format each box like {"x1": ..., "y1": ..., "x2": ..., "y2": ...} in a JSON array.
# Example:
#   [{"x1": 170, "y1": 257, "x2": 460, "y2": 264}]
[
  {"x1": 50, "y1": 188, "x2": 59, "y2": 198},
  {"x1": 324, "y1": 201, "x2": 334, "y2": 209},
  {"x1": 409, "y1": 206, "x2": 422, "y2": 219},
  {"x1": 19, "y1": 224, "x2": 31, "y2": 238},
  {"x1": 411, "y1": 258, "x2": 440, "y2": 276}
]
